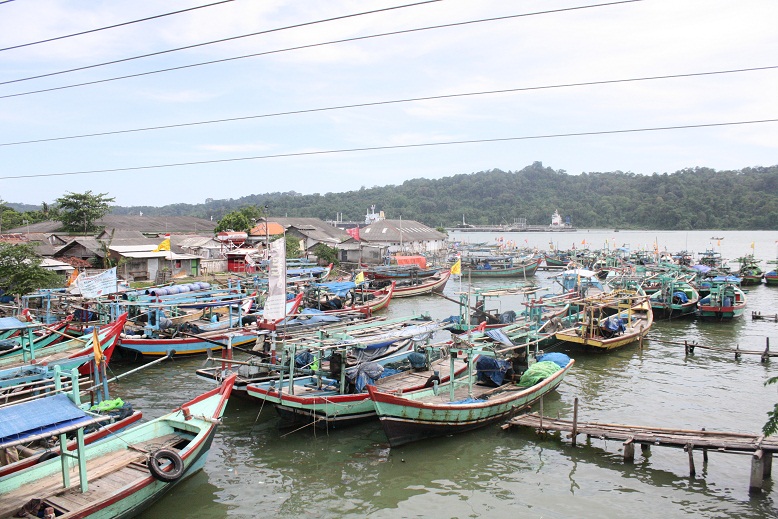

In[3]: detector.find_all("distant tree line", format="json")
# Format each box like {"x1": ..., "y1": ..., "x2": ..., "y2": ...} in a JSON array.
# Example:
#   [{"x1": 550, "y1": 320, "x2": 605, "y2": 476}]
[{"x1": 5, "y1": 164, "x2": 778, "y2": 231}]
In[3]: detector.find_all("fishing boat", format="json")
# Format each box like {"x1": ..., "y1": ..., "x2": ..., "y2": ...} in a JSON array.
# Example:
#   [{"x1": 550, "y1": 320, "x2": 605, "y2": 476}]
[
  {"x1": 369, "y1": 270, "x2": 450, "y2": 298},
  {"x1": 117, "y1": 295, "x2": 302, "y2": 357},
  {"x1": 461, "y1": 256, "x2": 542, "y2": 279},
  {"x1": 736, "y1": 254, "x2": 764, "y2": 286},
  {"x1": 647, "y1": 276, "x2": 700, "y2": 319},
  {"x1": 300, "y1": 281, "x2": 395, "y2": 315},
  {"x1": 245, "y1": 321, "x2": 452, "y2": 428},
  {"x1": 0, "y1": 374, "x2": 236, "y2": 519},
  {"x1": 196, "y1": 314, "x2": 420, "y2": 396},
  {"x1": 0, "y1": 314, "x2": 127, "y2": 379},
  {"x1": 367, "y1": 344, "x2": 574, "y2": 447},
  {"x1": 697, "y1": 279, "x2": 747, "y2": 320},
  {"x1": 365, "y1": 255, "x2": 440, "y2": 280},
  {"x1": 766, "y1": 259, "x2": 778, "y2": 287},
  {"x1": 0, "y1": 360, "x2": 142, "y2": 478},
  {"x1": 554, "y1": 294, "x2": 653, "y2": 351},
  {"x1": 0, "y1": 316, "x2": 74, "y2": 359}
]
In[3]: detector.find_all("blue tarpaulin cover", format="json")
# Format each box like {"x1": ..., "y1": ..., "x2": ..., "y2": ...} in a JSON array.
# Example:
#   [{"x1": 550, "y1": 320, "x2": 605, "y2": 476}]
[
  {"x1": 0, "y1": 394, "x2": 91, "y2": 445},
  {"x1": 672, "y1": 291, "x2": 689, "y2": 303},
  {"x1": 0, "y1": 317, "x2": 27, "y2": 331},
  {"x1": 476, "y1": 357, "x2": 512, "y2": 386},
  {"x1": 536, "y1": 352, "x2": 571, "y2": 368},
  {"x1": 312, "y1": 282, "x2": 356, "y2": 297},
  {"x1": 601, "y1": 316, "x2": 626, "y2": 334},
  {"x1": 692, "y1": 264, "x2": 712, "y2": 273}
]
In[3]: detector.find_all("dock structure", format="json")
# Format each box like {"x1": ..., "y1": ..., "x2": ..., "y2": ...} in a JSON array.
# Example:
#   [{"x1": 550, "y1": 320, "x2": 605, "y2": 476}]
[
  {"x1": 752, "y1": 311, "x2": 778, "y2": 322},
  {"x1": 504, "y1": 399, "x2": 778, "y2": 493},
  {"x1": 651, "y1": 337, "x2": 777, "y2": 363}
]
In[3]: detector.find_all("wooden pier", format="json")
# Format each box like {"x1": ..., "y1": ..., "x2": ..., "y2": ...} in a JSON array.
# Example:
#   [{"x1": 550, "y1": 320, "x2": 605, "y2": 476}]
[
  {"x1": 504, "y1": 399, "x2": 778, "y2": 493},
  {"x1": 650, "y1": 337, "x2": 777, "y2": 362},
  {"x1": 752, "y1": 311, "x2": 778, "y2": 322}
]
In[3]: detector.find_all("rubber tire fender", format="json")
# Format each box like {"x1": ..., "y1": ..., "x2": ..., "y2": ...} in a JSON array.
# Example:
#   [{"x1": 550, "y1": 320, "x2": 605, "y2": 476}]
[
  {"x1": 37, "y1": 451, "x2": 59, "y2": 464},
  {"x1": 148, "y1": 448, "x2": 185, "y2": 483}
]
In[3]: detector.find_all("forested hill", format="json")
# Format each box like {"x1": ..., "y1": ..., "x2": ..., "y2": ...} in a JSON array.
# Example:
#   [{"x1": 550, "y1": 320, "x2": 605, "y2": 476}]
[{"x1": 112, "y1": 163, "x2": 778, "y2": 230}]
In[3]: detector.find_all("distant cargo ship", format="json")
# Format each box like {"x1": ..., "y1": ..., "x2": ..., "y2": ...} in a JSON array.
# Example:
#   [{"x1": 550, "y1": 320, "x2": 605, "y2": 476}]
[{"x1": 449, "y1": 210, "x2": 576, "y2": 232}]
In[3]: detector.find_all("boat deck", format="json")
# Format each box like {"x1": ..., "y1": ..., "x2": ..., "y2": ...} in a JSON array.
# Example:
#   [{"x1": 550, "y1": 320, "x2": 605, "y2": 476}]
[{"x1": 0, "y1": 433, "x2": 186, "y2": 518}]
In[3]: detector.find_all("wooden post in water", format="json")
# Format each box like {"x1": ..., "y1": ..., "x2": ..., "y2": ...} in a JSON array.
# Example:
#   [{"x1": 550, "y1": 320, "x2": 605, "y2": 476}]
[
  {"x1": 762, "y1": 337, "x2": 770, "y2": 364},
  {"x1": 701, "y1": 428, "x2": 708, "y2": 463},
  {"x1": 571, "y1": 397, "x2": 579, "y2": 447},
  {"x1": 623, "y1": 437, "x2": 635, "y2": 463},
  {"x1": 686, "y1": 443, "x2": 696, "y2": 477},
  {"x1": 751, "y1": 449, "x2": 766, "y2": 493}
]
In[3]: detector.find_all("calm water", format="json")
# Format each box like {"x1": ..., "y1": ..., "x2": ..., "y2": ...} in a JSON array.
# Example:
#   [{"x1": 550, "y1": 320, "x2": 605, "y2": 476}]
[{"x1": 118, "y1": 230, "x2": 778, "y2": 519}]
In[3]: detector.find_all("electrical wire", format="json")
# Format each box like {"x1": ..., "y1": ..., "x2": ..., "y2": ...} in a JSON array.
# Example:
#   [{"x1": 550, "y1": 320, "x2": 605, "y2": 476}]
[
  {"x1": 0, "y1": 0, "x2": 443, "y2": 85},
  {"x1": 0, "y1": 1, "x2": 236, "y2": 52},
  {"x1": 0, "y1": 0, "x2": 643, "y2": 98},
  {"x1": 0, "y1": 64, "x2": 774, "y2": 147},
  {"x1": 0, "y1": 118, "x2": 774, "y2": 181}
]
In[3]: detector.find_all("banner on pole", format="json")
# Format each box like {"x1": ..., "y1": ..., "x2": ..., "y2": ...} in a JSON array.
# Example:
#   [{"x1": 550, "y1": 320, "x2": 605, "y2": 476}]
[
  {"x1": 263, "y1": 239, "x2": 287, "y2": 320},
  {"x1": 76, "y1": 267, "x2": 118, "y2": 298}
]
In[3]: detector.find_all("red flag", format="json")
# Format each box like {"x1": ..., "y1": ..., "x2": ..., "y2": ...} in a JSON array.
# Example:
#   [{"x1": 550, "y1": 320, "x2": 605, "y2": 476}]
[{"x1": 346, "y1": 227, "x2": 360, "y2": 240}]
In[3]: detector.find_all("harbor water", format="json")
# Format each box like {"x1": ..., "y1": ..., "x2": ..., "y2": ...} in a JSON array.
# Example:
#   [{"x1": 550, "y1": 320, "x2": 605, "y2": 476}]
[{"x1": 117, "y1": 230, "x2": 778, "y2": 518}]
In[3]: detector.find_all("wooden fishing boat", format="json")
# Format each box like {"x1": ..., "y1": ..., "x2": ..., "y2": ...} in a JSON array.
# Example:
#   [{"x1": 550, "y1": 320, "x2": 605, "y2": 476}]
[
  {"x1": 367, "y1": 346, "x2": 574, "y2": 447},
  {"x1": 697, "y1": 280, "x2": 747, "y2": 320},
  {"x1": 0, "y1": 316, "x2": 74, "y2": 359},
  {"x1": 766, "y1": 260, "x2": 778, "y2": 287},
  {"x1": 0, "y1": 365, "x2": 142, "y2": 478},
  {"x1": 736, "y1": 254, "x2": 764, "y2": 286},
  {"x1": 247, "y1": 344, "x2": 466, "y2": 429},
  {"x1": 195, "y1": 314, "x2": 417, "y2": 396},
  {"x1": 647, "y1": 277, "x2": 700, "y2": 319},
  {"x1": 0, "y1": 314, "x2": 127, "y2": 377},
  {"x1": 117, "y1": 295, "x2": 303, "y2": 357},
  {"x1": 462, "y1": 256, "x2": 542, "y2": 278},
  {"x1": 370, "y1": 270, "x2": 450, "y2": 298},
  {"x1": 301, "y1": 281, "x2": 395, "y2": 315},
  {"x1": 554, "y1": 295, "x2": 653, "y2": 351},
  {"x1": 0, "y1": 374, "x2": 236, "y2": 519}
]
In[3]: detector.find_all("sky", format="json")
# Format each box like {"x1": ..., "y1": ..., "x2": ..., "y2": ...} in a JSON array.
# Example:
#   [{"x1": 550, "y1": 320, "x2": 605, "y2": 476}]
[{"x1": 0, "y1": 0, "x2": 776, "y2": 208}]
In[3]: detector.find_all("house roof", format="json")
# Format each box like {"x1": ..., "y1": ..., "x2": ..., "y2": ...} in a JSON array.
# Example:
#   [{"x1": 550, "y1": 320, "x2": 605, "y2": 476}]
[
  {"x1": 172, "y1": 235, "x2": 220, "y2": 248},
  {"x1": 249, "y1": 222, "x2": 285, "y2": 236},
  {"x1": 359, "y1": 219, "x2": 447, "y2": 243},
  {"x1": 271, "y1": 217, "x2": 352, "y2": 245},
  {"x1": 119, "y1": 251, "x2": 201, "y2": 260},
  {"x1": 54, "y1": 238, "x2": 104, "y2": 257},
  {"x1": 40, "y1": 258, "x2": 75, "y2": 271}
]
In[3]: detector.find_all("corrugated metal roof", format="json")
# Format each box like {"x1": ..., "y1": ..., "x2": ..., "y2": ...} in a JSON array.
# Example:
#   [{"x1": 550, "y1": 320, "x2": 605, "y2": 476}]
[{"x1": 359, "y1": 219, "x2": 446, "y2": 243}]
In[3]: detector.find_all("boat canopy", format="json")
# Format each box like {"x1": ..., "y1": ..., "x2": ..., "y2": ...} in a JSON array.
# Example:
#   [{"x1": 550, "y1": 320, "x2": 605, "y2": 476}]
[
  {"x1": 0, "y1": 317, "x2": 30, "y2": 331},
  {"x1": 0, "y1": 394, "x2": 93, "y2": 447},
  {"x1": 312, "y1": 281, "x2": 357, "y2": 297}
]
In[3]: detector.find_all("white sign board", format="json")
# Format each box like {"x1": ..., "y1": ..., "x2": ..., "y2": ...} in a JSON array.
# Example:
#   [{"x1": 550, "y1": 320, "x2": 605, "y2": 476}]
[
  {"x1": 263, "y1": 239, "x2": 287, "y2": 320},
  {"x1": 76, "y1": 267, "x2": 118, "y2": 298}
]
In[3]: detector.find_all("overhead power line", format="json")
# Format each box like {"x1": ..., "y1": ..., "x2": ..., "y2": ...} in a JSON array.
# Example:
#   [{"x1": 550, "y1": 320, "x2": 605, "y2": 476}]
[
  {"x1": 0, "y1": 1, "x2": 236, "y2": 52},
  {"x1": 0, "y1": 0, "x2": 643, "y2": 98},
  {"x1": 0, "y1": 64, "x2": 774, "y2": 148},
  {"x1": 0, "y1": 0, "x2": 443, "y2": 85},
  {"x1": 0, "y1": 118, "x2": 774, "y2": 181}
]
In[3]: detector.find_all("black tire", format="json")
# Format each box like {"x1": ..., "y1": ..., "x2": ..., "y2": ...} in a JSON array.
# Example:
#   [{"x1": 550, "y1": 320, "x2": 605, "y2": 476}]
[
  {"x1": 37, "y1": 451, "x2": 58, "y2": 463},
  {"x1": 148, "y1": 449, "x2": 185, "y2": 483}
]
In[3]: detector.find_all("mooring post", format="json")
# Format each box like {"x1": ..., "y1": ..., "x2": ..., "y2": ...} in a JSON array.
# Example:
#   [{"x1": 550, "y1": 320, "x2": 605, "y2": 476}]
[
  {"x1": 735, "y1": 344, "x2": 741, "y2": 360},
  {"x1": 571, "y1": 397, "x2": 579, "y2": 447},
  {"x1": 762, "y1": 337, "x2": 770, "y2": 364},
  {"x1": 686, "y1": 443, "x2": 696, "y2": 477},
  {"x1": 701, "y1": 428, "x2": 708, "y2": 463},
  {"x1": 641, "y1": 443, "x2": 651, "y2": 455},
  {"x1": 623, "y1": 437, "x2": 635, "y2": 463},
  {"x1": 765, "y1": 452, "x2": 773, "y2": 480},
  {"x1": 684, "y1": 340, "x2": 688, "y2": 357},
  {"x1": 751, "y1": 449, "x2": 766, "y2": 493}
]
